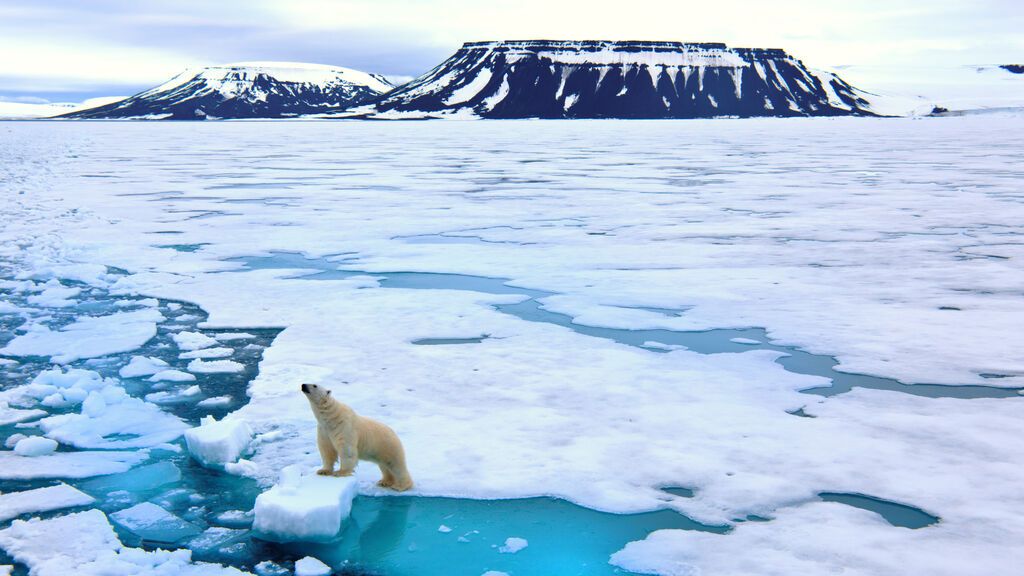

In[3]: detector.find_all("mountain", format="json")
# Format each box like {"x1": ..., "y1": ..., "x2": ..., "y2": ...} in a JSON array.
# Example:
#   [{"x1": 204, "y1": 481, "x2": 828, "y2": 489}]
[
  {"x1": 361, "y1": 40, "x2": 873, "y2": 119},
  {"x1": 0, "y1": 97, "x2": 124, "y2": 120},
  {"x1": 62, "y1": 62, "x2": 392, "y2": 120}
]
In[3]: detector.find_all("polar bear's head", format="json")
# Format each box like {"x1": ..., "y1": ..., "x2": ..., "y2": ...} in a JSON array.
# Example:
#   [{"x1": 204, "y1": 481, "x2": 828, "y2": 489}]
[{"x1": 300, "y1": 383, "x2": 332, "y2": 404}]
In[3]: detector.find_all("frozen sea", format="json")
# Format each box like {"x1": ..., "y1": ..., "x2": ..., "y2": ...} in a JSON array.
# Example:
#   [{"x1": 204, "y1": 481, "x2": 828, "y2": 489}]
[{"x1": 0, "y1": 117, "x2": 1023, "y2": 575}]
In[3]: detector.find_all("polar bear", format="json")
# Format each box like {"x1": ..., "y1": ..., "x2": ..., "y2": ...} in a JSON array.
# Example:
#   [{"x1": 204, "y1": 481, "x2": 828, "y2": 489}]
[{"x1": 300, "y1": 383, "x2": 414, "y2": 491}]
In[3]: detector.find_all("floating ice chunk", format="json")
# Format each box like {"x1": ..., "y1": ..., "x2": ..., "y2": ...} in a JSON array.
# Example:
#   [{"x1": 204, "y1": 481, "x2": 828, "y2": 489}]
[
  {"x1": 13, "y1": 436, "x2": 58, "y2": 457},
  {"x1": 730, "y1": 337, "x2": 761, "y2": 345},
  {"x1": 223, "y1": 458, "x2": 259, "y2": 478},
  {"x1": 185, "y1": 416, "x2": 253, "y2": 467},
  {"x1": 82, "y1": 391, "x2": 107, "y2": 417},
  {"x1": 254, "y1": 561, "x2": 288, "y2": 576},
  {"x1": 0, "y1": 483, "x2": 95, "y2": 522},
  {"x1": 213, "y1": 509, "x2": 253, "y2": 528},
  {"x1": 294, "y1": 556, "x2": 331, "y2": 576},
  {"x1": 114, "y1": 298, "x2": 159, "y2": 308},
  {"x1": 26, "y1": 282, "x2": 81, "y2": 308},
  {"x1": 40, "y1": 393, "x2": 68, "y2": 408},
  {"x1": 0, "y1": 308, "x2": 163, "y2": 364},
  {"x1": 0, "y1": 403, "x2": 45, "y2": 426},
  {"x1": 4, "y1": 434, "x2": 26, "y2": 449},
  {"x1": 119, "y1": 356, "x2": 170, "y2": 378},
  {"x1": 186, "y1": 527, "x2": 248, "y2": 554},
  {"x1": 179, "y1": 347, "x2": 233, "y2": 359},
  {"x1": 643, "y1": 341, "x2": 686, "y2": 351},
  {"x1": 214, "y1": 332, "x2": 255, "y2": 341},
  {"x1": 438, "y1": 524, "x2": 452, "y2": 533},
  {"x1": 173, "y1": 331, "x2": 219, "y2": 351},
  {"x1": 111, "y1": 502, "x2": 202, "y2": 543},
  {"x1": 187, "y1": 359, "x2": 245, "y2": 374},
  {"x1": 148, "y1": 370, "x2": 198, "y2": 383},
  {"x1": 80, "y1": 461, "x2": 181, "y2": 494},
  {"x1": 481, "y1": 572, "x2": 510, "y2": 576},
  {"x1": 197, "y1": 396, "x2": 233, "y2": 409},
  {"x1": 0, "y1": 565, "x2": 10, "y2": 576},
  {"x1": 0, "y1": 450, "x2": 146, "y2": 479},
  {"x1": 498, "y1": 537, "x2": 528, "y2": 554},
  {"x1": 252, "y1": 465, "x2": 358, "y2": 541},
  {"x1": 40, "y1": 392, "x2": 187, "y2": 449},
  {"x1": 145, "y1": 385, "x2": 201, "y2": 404},
  {"x1": 0, "y1": 509, "x2": 248, "y2": 575}
]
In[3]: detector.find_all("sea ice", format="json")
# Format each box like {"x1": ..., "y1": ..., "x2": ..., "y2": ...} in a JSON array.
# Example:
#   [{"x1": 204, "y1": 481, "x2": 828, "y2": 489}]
[
  {"x1": 179, "y1": 347, "x2": 233, "y2": 359},
  {"x1": 187, "y1": 359, "x2": 245, "y2": 374},
  {"x1": 80, "y1": 461, "x2": 181, "y2": 494},
  {"x1": 111, "y1": 502, "x2": 202, "y2": 543},
  {"x1": 498, "y1": 537, "x2": 528, "y2": 554},
  {"x1": 0, "y1": 509, "x2": 248, "y2": 575},
  {"x1": 252, "y1": 465, "x2": 358, "y2": 541},
  {"x1": 148, "y1": 370, "x2": 198, "y2": 382},
  {"x1": 0, "y1": 450, "x2": 147, "y2": 479},
  {"x1": 145, "y1": 385, "x2": 202, "y2": 404},
  {"x1": 39, "y1": 391, "x2": 187, "y2": 449},
  {"x1": 294, "y1": 556, "x2": 331, "y2": 576},
  {"x1": 0, "y1": 308, "x2": 163, "y2": 364},
  {"x1": 184, "y1": 416, "x2": 253, "y2": 466},
  {"x1": 197, "y1": 396, "x2": 233, "y2": 408},
  {"x1": 173, "y1": 331, "x2": 219, "y2": 351},
  {"x1": 0, "y1": 483, "x2": 95, "y2": 522},
  {"x1": 0, "y1": 402, "x2": 44, "y2": 426},
  {"x1": 13, "y1": 436, "x2": 58, "y2": 457},
  {"x1": 119, "y1": 356, "x2": 170, "y2": 378}
]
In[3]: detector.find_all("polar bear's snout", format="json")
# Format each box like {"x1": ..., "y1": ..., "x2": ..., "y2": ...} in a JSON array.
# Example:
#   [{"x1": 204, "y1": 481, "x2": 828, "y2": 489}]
[{"x1": 301, "y1": 383, "x2": 309, "y2": 394}]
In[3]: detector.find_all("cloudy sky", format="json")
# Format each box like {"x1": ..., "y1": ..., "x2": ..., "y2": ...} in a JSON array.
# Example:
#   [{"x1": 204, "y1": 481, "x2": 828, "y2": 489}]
[{"x1": 1, "y1": 0, "x2": 1020, "y2": 102}]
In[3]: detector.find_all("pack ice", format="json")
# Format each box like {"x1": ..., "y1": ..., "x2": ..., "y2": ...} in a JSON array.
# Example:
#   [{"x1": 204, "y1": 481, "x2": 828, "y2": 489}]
[
  {"x1": 252, "y1": 465, "x2": 358, "y2": 541},
  {"x1": 184, "y1": 416, "x2": 253, "y2": 467}
]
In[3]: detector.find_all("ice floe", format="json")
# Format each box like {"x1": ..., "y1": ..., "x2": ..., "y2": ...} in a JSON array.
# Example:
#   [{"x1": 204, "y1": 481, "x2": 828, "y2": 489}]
[
  {"x1": 184, "y1": 416, "x2": 253, "y2": 467},
  {"x1": 0, "y1": 509, "x2": 248, "y2": 575},
  {"x1": 294, "y1": 556, "x2": 331, "y2": 576},
  {"x1": 0, "y1": 308, "x2": 163, "y2": 364},
  {"x1": 0, "y1": 450, "x2": 147, "y2": 479},
  {"x1": 252, "y1": 465, "x2": 358, "y2": 541},
  {"x1": 12, "y1": 436, "x2": 57, "y2": 456},
  {"x1": 0, "y1": 484, "x2": 94, "y2": 522}
]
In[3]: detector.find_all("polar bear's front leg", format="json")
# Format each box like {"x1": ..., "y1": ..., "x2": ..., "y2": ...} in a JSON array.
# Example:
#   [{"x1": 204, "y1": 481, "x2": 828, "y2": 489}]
[
  {"x1": 316, "y1": 426, "x2": 337, "y2": 475},
  {"x1": 333, "y1": 431, "x2": 358, "y2": 477}
]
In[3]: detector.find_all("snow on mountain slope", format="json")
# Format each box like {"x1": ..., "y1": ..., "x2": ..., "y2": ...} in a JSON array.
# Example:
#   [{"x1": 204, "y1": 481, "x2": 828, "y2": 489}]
[
  {"x1": 363, "y1": 40, "x2": 873, "y2": 119},
  {"x1": 61, "y1": 62, "x2": 392, "y2": 120},
  {"x1": 0, "y1": 97, "x2": 125, "y2": 120},
  {"x1": 832, "y1": 64, "x2": 1024, "y2": 116}
]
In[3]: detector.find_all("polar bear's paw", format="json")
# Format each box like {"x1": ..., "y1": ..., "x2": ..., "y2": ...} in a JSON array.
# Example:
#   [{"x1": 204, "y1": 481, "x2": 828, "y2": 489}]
[
  {"x1": 316, "y1": 468, "x2": 333, "y2": 476},
  {"x1": 332, "y1": 470, "x2": 354, "y2": 477}
]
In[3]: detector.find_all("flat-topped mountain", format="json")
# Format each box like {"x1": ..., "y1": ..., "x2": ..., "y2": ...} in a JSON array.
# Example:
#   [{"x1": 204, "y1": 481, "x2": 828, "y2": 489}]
[
  {"x1": 368, "y1": 40, "x2": 874, "y2": 119},
  {"x1": 62, "y1": 62, "x2": 393, "y2": 120}
]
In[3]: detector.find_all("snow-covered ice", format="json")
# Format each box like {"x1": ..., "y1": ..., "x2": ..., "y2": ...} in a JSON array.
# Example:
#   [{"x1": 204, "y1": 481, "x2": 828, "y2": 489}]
[
  {"x1": 173, "y1": 331, "x2": 219, "y2": 351},
  {"x1": 2, "y1": 119, "x2": 1024, "y2": 574},
  {"x1": 187, "y1": 359, "x2": 245, "y2": 374},
  {"x1": 184, "y1": 416, "x2": 253, "y2": 466},
  {"x1": 0, "y1": 484, "x2": 95, "y2": 522},
  {"x1": 0, "y1": 509, "x2": 248, "y2": 575},
  {"x1": 148, "y1": 369, "x2": 198, "y2": 382},
  {"x1": 294, "y1": 556, "x2": 331, "y2": 576},
  {"x1": 0, "y1": 450, "x2": 147, "y2": 479},
  {"x1": 498, "y1": 537, "x2": 528, "y2": 554},
  {"x1": 252, "y1": 466, "x2": 358, "y2": 541},
  {"x1": 12, "y1": 436, "x2": 57, "y2": 456},
  {"x1": 0, "y1": 308, "x2": 162, "y2": 364},
  {"x1": 120, "y1": 356, "x2": 170, "y2": 378},
  {"x1": 111, "y1": 502, "x2": 202, "y2": 543}
]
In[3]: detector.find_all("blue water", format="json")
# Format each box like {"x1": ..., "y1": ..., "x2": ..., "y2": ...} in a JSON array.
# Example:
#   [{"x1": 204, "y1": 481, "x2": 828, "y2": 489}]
[
  {"x1": 0, "y1": 261, "x2": 953, "y2": 575},
  {"x1": 818, "y1": 493, "x2": 940, "y2": 529}
]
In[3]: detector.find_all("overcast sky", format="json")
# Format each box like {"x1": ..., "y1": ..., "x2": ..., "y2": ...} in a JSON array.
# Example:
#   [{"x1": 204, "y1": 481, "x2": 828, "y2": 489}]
[{"x1": 1, "y1": 0, "x2": 1020, "y2": 102}]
